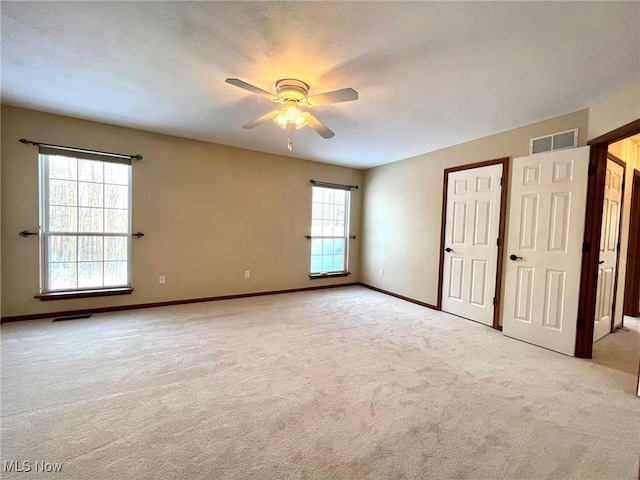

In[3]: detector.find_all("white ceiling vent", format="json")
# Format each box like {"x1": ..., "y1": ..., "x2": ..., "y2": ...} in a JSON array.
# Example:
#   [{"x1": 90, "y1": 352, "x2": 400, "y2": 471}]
[{"x1": 529, "y1": 128, "x2": 578, "y2": 155}]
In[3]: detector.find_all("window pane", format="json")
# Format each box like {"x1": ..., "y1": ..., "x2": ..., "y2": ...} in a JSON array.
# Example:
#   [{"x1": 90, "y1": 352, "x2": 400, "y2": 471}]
[
  {"x1": 49, "y1": 262, "x2": 77, "y2": 290},
  {"x1": 105, "y1": 261, "x2": 127, "y2": 286},
  {"x1": 49, "y1": 206, "x2": 77, "y2": 232},
  {"x1": 322, "y1": 239, "x2": 334, "y2": 255},
  {"x1": 310, "y1": 255, "x2": 323, "y2": 273},
  {"x1": 79, "y1": 182, "x2": 103, "y2": 207},
  {"x1": 333, "y1": 255, "x2": 345, "y2": 271},
  {"x1": 49, "y1": 180, "x2": 77, "y2": 206},
  {"x1": 312, "y1": 203, "x2": 322, "y2": 220},
  {"x1": 321, "y1": 256, "x2": 334, "y2": 272},
  {"x1": 105, "y1": 184, "x2": 128, "y2": 209},
  {"x1": 311, "y1": 220, "x2": 322, "y2": 236},
  {"x1": 334, "y1": 239, "x2": 345, "y2": 255},
  {"x1": 323, "y1": 188, "x2": 334, "y2": 204},
  {"x1": 334, "y1": 190, "x2": 346, "y2": 204},
  {"x1": 78, "y1": 159, "x2": 104, "y2": 182},
  {"x1": 322, "y1": 221, "x2": 334, "y2": 237},
  {"x1": 78, "y1": 262, "x2": 103, "y2": 288},
  {"x1": 105, "y1": 209, "x2": 128, "y2": 233},
  {"x1": 322, "y1": 203, "x2": 333, "y2": 221},
  {"x1": 311, "y1": 239, "x2": 322, "y2": 255},
  {"x1": 105, "y1": 236, "x2": 128, "y2": 261},
  {"x1": 49, "y1": 156, "x2": 77, "y2": 180},
  {"x1": 49, "y1": 236, "x2": 77, "y2": 262},
  {"x1": 104, "y1": 163, "x2": 129, "y2": 185},
  {"x1": 78, "y1": 236, "x2": 103, "y2": 261},
  {"x1": 79, "y1": 207, "x2": 104, "y2": 232}
]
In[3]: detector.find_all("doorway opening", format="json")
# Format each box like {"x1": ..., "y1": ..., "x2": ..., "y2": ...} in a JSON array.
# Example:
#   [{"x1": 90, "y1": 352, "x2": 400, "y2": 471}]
[
  {"x1": 575, "y1": 119, "x2": 640, "y2": 359},
  {"x1": 592, "y1": 153, "x2": 626, "y2": 343},
  {"x1": 623, "y1": 168, "x2": 640, "y2": 318}
]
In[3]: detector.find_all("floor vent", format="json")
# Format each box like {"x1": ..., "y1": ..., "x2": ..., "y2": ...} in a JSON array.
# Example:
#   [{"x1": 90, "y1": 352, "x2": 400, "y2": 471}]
[{"x1": 530, "y1": 128, "x2": 578, "y2": 155}]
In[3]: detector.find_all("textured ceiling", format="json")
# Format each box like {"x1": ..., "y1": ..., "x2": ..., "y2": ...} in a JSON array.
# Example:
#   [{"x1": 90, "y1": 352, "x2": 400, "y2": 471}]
[{"x1": 2, "y1": 2, "x2": 639, "y2": 169}]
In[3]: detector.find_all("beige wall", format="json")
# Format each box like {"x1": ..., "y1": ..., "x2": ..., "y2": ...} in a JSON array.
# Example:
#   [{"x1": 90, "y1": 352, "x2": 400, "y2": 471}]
[
  {"x1": 588, "y1": 81, "x2": 640, "y2": 141},
  {"x1": 609, "y1": 138, "x2": 640, "y2": 324},
  {"x1": 360, "y1": 110, "x2": 589, "y2": 306},
  {"x1": 1, "y1": 105, "x2": 362, "y2": 318}
]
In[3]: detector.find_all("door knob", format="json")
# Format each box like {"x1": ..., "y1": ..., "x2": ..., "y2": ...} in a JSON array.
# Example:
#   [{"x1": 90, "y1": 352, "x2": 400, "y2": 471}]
[
  {"x1": 598, "y1": 260, "x2": 605, "y2": 264},
  {"x1": 509, "y1": 254, "x2": 523, "y2": 261},
  {"x1": 445, "y1": 247, "x2": 454, "y2": 253}
]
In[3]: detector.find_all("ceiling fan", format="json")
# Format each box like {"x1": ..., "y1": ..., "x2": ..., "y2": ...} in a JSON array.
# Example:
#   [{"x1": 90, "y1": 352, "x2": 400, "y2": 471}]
[{"x1": 225, "y1": 77, "x2": 358, "y2": 151}]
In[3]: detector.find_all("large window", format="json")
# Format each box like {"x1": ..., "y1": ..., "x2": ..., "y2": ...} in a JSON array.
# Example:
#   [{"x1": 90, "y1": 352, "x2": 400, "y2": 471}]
[
  {"x1": 310, "y1": 185, "x2": 350, "y2": 275},
  {"x1": 39, "y1": 153, "x2": 132, "y2": 293}
]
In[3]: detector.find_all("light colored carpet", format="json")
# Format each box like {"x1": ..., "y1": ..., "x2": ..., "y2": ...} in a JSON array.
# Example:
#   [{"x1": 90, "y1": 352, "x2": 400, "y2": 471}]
[{"x1": 1, "y1": 286, "x2": 639, "y2": 480}]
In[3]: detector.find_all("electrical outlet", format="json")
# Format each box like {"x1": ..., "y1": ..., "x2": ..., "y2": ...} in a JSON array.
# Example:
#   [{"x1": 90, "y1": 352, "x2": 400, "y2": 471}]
[
  {"x1": 244, "y1": 270, "x2": 250, "y2": 278},
  {"x1": 159, "y1": 275, "x2": 166, "y2": 284},
  {"x1": 379, "y1": 269, "x2": 384, "y2": 276}
]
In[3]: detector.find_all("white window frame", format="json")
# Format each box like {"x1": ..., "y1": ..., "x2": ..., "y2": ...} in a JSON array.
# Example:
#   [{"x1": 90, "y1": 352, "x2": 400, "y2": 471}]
[
  {"x1": 309, "y1": 185, "x2": 351, "y2": 275},
  {"x1": 39, "y1": 152, "x2": 133, "y2": 293}
]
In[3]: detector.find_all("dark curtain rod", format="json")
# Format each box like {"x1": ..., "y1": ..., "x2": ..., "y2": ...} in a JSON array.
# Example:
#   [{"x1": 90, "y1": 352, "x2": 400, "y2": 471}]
[
  {"x1": 310, "y1": 179, "x2": 359, "y2": 190},
  {"x1": 19, "y1": 138, "x2": 143, "y2": 161}
]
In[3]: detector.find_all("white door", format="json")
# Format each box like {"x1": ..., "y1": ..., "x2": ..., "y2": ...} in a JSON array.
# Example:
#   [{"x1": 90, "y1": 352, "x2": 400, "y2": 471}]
[
  {"x1": 442, "y1": 164, "x2": 503, "y2": 326},
  {"x1": 593, "y1": 159, "x2": 624, "y2": 342},
  {"x1": 502, "y1": 147, "x2": 589, "y2": 356}
]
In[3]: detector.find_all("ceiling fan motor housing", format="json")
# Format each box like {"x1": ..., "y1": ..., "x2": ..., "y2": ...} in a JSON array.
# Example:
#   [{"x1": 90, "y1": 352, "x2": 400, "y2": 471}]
[{"x1": 275, "y1": 79, "x2": 310, "y2": 103}]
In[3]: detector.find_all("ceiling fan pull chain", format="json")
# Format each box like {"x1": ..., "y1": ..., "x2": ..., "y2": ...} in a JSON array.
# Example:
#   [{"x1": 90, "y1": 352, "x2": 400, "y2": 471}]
[{"x1": 287, "y1": 123, "x2": 293, "y2": 151}]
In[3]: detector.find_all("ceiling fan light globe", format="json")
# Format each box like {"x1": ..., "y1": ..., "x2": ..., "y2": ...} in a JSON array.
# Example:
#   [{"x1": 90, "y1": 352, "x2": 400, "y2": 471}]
[
  {"x1": 283, "y1": 102, "x2": 302, "y2": 121},
  {"x1": 273, "y1": 115, "x2": 287, "y2": 129}
]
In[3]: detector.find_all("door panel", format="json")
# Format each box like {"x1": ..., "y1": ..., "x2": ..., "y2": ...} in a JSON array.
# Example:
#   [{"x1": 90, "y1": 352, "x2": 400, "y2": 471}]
[
  {"x1": 442, "y1": 164, "x2": 502, "y2": 326},
  {"x1": 448, "y1": 256, "x2": 464, "y2": 300},
  {"x1": 593, "y1": 159, "x2": 624, "y2": 342},
  {"x1": 502, "y1": 147, "x2": 589, "y2": 356}
]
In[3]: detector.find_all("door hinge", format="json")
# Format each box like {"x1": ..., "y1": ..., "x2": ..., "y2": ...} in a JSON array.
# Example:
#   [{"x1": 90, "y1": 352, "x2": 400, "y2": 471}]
[
  {"x1": 577, "y1": 318, "x2": 585, "y2": 329},
  {"x1": 496, "y1": 238, "x2": 500, "y2": 246},
  {"x1": 617, "y1": 242, "x2": 621, "y2": 252},
  {"x1": 588, "y1": 164, "x2": 597, "y2": 176},
  {"x1": 582, "y1": 242, "x2": 591, "y2": 253},
  {"x1": 492, "y1": 297, "x2": 496, "y2": 306},
  {"x1": 612, "y1": 301, "x2": 616, "y2": 315},
  {"x1": 500, "y1": 177, "x2": 503, "y2": 186}
]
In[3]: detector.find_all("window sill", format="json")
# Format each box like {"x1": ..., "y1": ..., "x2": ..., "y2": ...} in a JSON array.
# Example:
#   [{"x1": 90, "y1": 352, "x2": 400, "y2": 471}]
[
  {"x1": 309, "y1": 272, "x2": 351, "y2": 280},
  {"x1": 35, "y1": 288, "x2": 133, "y2": 301}
]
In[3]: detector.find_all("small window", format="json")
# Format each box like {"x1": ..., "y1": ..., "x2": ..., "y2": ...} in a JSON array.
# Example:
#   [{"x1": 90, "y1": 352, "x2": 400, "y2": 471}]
[
  {"x1": 310, "y1": 185, "x2": 350, "y2": 274},
  {"x1": 39, "y1": 153, "x2": 132, "y2": 293}
]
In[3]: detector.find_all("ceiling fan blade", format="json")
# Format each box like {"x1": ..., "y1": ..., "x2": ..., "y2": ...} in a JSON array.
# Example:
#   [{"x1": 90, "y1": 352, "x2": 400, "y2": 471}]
[
  {"x1": 307, "y1": 87, "x2": 358, "y2": 106},
  {"x1": 226, "y1": 78, "x2": 276, "y2": 100},
  {"x1": 305, "y1": 113, "x2": 335, "y2": 139},
  {"x1": 242, "y1": 111, "x2": 279, "y2": 129}
]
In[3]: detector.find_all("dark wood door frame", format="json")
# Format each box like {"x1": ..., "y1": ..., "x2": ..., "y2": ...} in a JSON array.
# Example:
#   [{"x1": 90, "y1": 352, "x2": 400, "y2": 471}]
[
  {"x1": 437, "y1": 157, "x2": 509, "y2": 330},
  {"x1": 575, "y1": 118, "x2": 640, "y2": 358},
  {"x1": 624, "y1": 169, "x2": 640, "y2": 317}
]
